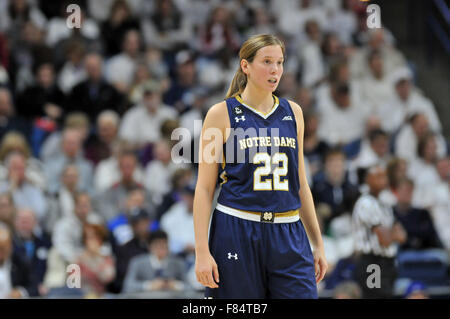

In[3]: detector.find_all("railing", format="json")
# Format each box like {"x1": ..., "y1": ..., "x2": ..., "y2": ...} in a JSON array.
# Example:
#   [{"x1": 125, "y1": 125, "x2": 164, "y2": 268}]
[{"x1": 426, "y1": 0, "x2": 450, "y2": 59}]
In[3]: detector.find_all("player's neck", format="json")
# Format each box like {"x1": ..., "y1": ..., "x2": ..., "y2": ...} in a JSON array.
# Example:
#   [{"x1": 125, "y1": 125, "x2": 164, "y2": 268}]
[{"x1": 240, "y1": 85, "x2": 274, "y2": 114}]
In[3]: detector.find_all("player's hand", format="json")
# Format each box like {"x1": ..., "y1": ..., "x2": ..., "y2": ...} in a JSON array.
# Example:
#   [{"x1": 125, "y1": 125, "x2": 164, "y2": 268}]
[
  {"x1": 195, "y1": 251, "x2": 219, "y2": 289},
  {"x1": 313, "y1": 248, "x2": 328, "y2": 284}
]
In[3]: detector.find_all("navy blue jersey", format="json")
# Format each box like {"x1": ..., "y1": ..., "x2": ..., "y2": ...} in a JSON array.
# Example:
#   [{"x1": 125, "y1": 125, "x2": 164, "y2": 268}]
[{"x1": 217, "y1": 95, "x2": 301, "y2": 213}]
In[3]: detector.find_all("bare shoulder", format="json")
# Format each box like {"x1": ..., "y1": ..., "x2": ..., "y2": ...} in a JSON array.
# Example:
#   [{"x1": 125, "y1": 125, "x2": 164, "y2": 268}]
[
  {"x1": 204, "y1": 101, "x2": 228, "y2": 123},
  {"x1": 203, "y1": 100, "x2": 229, "y2": 130}
]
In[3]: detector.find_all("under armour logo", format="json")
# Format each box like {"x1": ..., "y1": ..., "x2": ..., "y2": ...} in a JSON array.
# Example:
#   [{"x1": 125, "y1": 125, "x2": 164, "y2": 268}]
[
  {"x1": 227, "y1": 252, "x2": 238, "y2": 260},
  {"x1": 282, "y1": 115, "x2": 293, "y2": 121},
  {"x1": 235, "y1": 115, "x2": 245, "y2": 123}
]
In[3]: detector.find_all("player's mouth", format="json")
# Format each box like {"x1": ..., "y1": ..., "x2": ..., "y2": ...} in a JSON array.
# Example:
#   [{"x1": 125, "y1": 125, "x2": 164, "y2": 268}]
[{"x1": 268, "y1": 78, "x2": 278, "y2": 85}]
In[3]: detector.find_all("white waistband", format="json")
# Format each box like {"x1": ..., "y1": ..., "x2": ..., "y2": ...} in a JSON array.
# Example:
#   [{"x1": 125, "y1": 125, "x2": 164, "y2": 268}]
[{"x1": 215, "y1": 203, "x2": 300, "y2": 223}]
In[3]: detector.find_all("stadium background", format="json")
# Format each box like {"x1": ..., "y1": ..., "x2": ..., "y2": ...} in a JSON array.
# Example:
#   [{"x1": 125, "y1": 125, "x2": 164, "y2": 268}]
[{"x1": 0, "y1": 0, "x2": 449, "y2": 299}]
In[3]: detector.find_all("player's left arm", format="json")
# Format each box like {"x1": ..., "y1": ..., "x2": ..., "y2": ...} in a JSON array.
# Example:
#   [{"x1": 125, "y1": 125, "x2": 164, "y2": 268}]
[{"x1": 289, "y1": 100, "x2": 328, "y2": 284}]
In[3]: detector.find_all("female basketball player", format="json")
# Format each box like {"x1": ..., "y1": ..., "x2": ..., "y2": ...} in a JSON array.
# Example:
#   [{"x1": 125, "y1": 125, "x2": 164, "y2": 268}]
[{"x1": 193, "y1": 34, "x2": 327, "y2": 298}]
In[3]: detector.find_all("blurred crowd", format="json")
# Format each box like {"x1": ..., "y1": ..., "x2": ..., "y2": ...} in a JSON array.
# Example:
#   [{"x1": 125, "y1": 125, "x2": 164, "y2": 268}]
[{"x1": 0, "y1": 0, "x2": 449, "y2": 299}]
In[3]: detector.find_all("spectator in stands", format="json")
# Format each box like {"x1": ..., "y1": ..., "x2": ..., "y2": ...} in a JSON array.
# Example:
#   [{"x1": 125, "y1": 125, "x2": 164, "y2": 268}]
[
  {"x1": 0, "y1": 0, "x2": 47, "y2": 37},
  {"x1": 155, "y1": 167, "x2": 193, "y2": 222},
  {"x1": 429, "y1": 157, "x2": 450, "y2": 249},
  {"x1": 0, "y1": 192, "x2": 15, "y2": 230},
  {"x1": 40, "y1": 111, "x2": 90, "y2": 162},
  {"x1": 16, "y1": 62, "x2": 65, "y2": 124},
  {"x1": 105, "y1": 29, "x2": 141, "y2": 93},
  {"x1": 381, "y1": 156, "x2": 409, "y2": 207},
  {"x1": 0, "y1": 222, "x2": 38, "y2": 298},
  {"x1": 352, "y1": 165, "x2": 407, "y2": 298},
  {"x1": 317, "y1": 81, "x2": 368, "y2": 147},
  {"x1": 294, "y1": 86, "x2": 315, "y2": 113},
  {"x1": 326, "y1": 0, "x2": 357, "y2": 46},
  {"x1": 378, "y1": 67, "x2": 442, "y2": 134},
  {"x1": 101, "y1": 0, "x2": 141, "y2": 57},
  {"x1": 276, "y1": 72, "x2": 299, "y2": 101},
  {"x1": 0, "y1": 152, "x2": 47, "y2": 223},
  {"x1": 51, "y1": 192, "x2": 102, "y2": 266},
  {"x1": 122, "y1": 230, "x2": 186, "y2": 293},
  {"x1": 0, "y1": 88, "x2": 30, "y2": 143},
  {"x1": 244, "y1": 5, "x2": 277, "y2": 39},
  {"x1": 303, "y1": 110, "x2": 329, "y2": 177},
  {"x1": 145, "y1": 138, "x2": 188, "y2": 206},
  {"x1": 43, "y1": 127, "x2": 94, "y2": 194},
  {"x1": 141, "y1": 0, "x2": 192, "y2": 52},
  {"x1": 395, "y1": 113, "x2": 447, "y2": 163},
  {"x1": 107, "y1": 189, "x2": 154, "y2": 248},
  {"x1": 163, "y1": 50, "x2": 198, "y2": 114},
  {"x1": 67, "y1": 52, "x2": 125, "y2": 123},
  {"x1": 196, "y1": 5, "x2": 240, "y2": 59},
  {"x1": 277, "y1": 0, "x2": 327, "y2": 40},
  {"x1": 111, "y1": 206, "x2": 152, "y2": 293},
  {"x1": 45, "y1": 2, "x2": 99, "y2": 47},
  {"x1": 321, "y1": 32, "x2": 345, "y2": 76},
  {"x1": 119, "y1": 80, "x2": 177, "y2": 150},
  {"x1": 84, "y1": 110, "x2": 120, "y2": 166},
  {"x1": 350, "y1": 28, "x2": 406, "y2": 79},
  {"x1": 160, "y1": 183, "x2": 195, "y2": 259},
  {"x1": 12, "y1": 207, "x2": 51, "y2": 293},
  {"x1": 299, "y1": 19, "x2": 325, "y2": 88},
  {"x1": 408, "y1": 132, "x2": 445, "y2": 198},
  {"x1": 392, "y1": 178, "x2": 442, "y2": 250},
  {"x1": 76, "y1": 223, "x2": 115, "y2": 297},
  {"x1": 312, "y1": 148, "x2": 360, "y2": 233},
  {"x1": 0, "y1": 131, "x2": 46, "y2": 189},
  {"x1": 95, "y1": 151, "x2": 151, "y2": 222},
  {"x1": 93, "y1": 140, "x2": 145, "y2": 193},
  {"x1": 128, "y1": 61, "x2": 153, "y2": 104},
  {"x1": 57, "y1": 40, "x2": 87, "y2": 94},
  {"x1": 350, "y1": 129, "x2": 391, "y2": 182},
  {"x1": 44, "y1": 164, "x2": 80, "y2": 234},
  {"x1": 8, "y1": 20, "x2": 52, "y2": 93},
  {"x1": 333, "y1": 281, "x2": 362, "y2": 299},
  {"x1": 360, "y1": 50, "x2": 394, "y2": 113}
]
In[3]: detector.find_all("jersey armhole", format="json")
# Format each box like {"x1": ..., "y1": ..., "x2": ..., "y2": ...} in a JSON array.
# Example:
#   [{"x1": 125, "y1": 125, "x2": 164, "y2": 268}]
[{"x1": 285, "y1": 99, "x2": 301, "y2": 136}]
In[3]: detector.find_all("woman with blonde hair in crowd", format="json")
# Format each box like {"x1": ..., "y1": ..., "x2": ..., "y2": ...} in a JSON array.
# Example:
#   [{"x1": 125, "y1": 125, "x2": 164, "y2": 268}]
[{"x1": 0, "y1": 131, "x2": 46, "y2": 189}]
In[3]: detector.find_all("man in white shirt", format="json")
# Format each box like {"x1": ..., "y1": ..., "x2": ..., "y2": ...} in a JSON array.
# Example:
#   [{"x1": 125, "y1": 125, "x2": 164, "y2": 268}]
[
  {"x1": 317, "y1": 81, "x2": 369, "y2": 147},
  {"x1": 360, "y1": 50, "x2": 394, "y2": 114},
  {"x1": 350, "y1": 129, "x2": 391, "y2": 177},
  {"x1": 350, "y1": 28, "x2": 406, "y2": 80},
  {"x1": 395, "y1": 113, "x2": 447, "y2": 163},
  {"x1": 378, "y1": 67, "x2": 442, "y2": 134},
  {"x1": 160, "y1": 184, "x2": 195, "y2": 259},
  {"x1": 119, "y1": 81, "x2": 178, "y2": 150},
  {"x1": 105, "y1": 29, "x2": 141, "y2": 93}
]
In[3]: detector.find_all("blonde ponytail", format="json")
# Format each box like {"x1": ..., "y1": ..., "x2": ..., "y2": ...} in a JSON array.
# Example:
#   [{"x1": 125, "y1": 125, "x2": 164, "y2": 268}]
[{"x1": 225, "y1": 68, "x2": 247, "y2": 99}]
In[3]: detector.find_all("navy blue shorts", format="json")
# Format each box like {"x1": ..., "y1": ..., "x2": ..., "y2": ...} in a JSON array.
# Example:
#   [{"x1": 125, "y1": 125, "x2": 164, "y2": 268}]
[{"x1": 205, "y1": 209, "x2": 318, "y2": 299}]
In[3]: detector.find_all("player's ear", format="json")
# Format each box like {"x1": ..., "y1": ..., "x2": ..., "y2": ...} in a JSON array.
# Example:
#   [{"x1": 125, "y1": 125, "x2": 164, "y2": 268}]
[{"x1": 241, "y1": 59, "x2": 249, "y2": 75}]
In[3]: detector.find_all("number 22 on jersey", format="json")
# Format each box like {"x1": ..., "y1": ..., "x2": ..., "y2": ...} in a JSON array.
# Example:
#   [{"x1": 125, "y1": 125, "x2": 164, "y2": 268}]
[{"x1": 253, "y1": 152, "x2": 289, "y2": 191}]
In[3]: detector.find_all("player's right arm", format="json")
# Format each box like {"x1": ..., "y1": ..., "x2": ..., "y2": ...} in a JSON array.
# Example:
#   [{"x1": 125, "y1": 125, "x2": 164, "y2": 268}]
[{"x1": 194, "y1": 101, "x2": 229, "y2": 289}]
